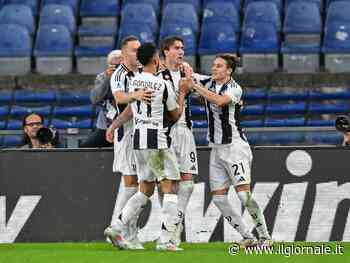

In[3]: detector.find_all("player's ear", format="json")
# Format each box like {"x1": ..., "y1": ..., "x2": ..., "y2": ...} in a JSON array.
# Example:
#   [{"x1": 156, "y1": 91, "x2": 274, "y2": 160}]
[{"x1": 163, "y1": 49, "x2": 169, "y2": 57}]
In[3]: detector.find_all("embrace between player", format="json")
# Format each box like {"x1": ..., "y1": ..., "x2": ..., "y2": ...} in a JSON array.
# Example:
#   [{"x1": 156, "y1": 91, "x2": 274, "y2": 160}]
[{"x1": 104, "y1": 36, "x2": 272, "y2": 251}]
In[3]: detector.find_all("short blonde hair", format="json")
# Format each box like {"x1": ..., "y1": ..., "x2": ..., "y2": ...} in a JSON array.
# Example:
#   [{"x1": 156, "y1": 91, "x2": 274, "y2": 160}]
[{"x1": 107, "y1": 49, "x2": 122, "y2": 65}]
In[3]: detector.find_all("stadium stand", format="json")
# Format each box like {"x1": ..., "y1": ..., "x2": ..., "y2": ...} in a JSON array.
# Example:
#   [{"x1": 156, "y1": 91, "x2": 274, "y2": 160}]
[
  {"x1": 162, "y1": 3, "x2": 199, "y2": 34},
  {"x1": 244, "y1": 0, "x2": 283, "y2": 13},
  {"x1": 323, "y1": 22, "x2": 350, "y2": 73},
  {"x1": 0, "y1": 24, "x2": 32, "y2": 75},
  {"x1": 34, "y1": 25, "x2": 73, "y2": 74},
  {"x1": 0, "y1": 0, "x2": 349, "y2": 148},
  {"x1": 118, "y1": 23, "x2": 155, "y2": 48},
  {"x1": 281, "y1": 2, "x2": 322, "y2": 73},
  {"x1": 40, "y1": 4, "x2": 76, "y2": 35},
  {"x1": 283, "y1": 1, "x2": 322, "y2": 45},
  {"x1": 0, "y1": 4, "x2": 35, "y2": 35},
  {"x1": 285, "y1": 0, "x2": 323, "y2": 11},
  {"x1": 202, "y1": 1, "x2": 240, "y2": 32},
  {"x1": 198, "y1": 22, "x2": 238, "y2": 74},
  {"x1": 203, "y1": 0, "x2": 241, "y2": 11},
  {"x1": 79, "y1": 0, "x2": 120, "y2": 46},
  {"x1": 122, "y1": 0, "x2": 160, "y2": 15},
  {"x1": 41, "y1": 0, "x2": 80, "y2": 15},
  {"x1": 240, "y1": 22, "x2": 280, "y2": 72},
  {"x1": 163, "y1": 0, "x2": 201, "y2": 14},
  {"x1": 0, "y1": 86, "x2": 348, "y2": 147},
  {"x1": 4, "y1": 0, "x2": 40, "y2": 16},
  {"x1": 243, "y1": 2, "x2": 281, "y2": 32},
  {"x1": 0, "y1": 0, "x2": 349, "y2": 73},
  {"x1": 121, "y1": 3, "x2": 158, "y2": 35}
]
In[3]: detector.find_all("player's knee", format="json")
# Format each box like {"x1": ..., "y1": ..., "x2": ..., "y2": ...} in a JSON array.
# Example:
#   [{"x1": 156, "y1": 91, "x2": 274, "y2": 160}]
[
  {"x1": 211, "y1": 188, "x2": 228, "y2": 196},
  {"x1": 160, "y1": 179, "x2": 178, "y2": 194},
  {"x1": 123, "y1": 175, "x2": 138, "y2": 187},
  {"x1": 139, "y1": 181, "x2": 155, "y2": 197}
]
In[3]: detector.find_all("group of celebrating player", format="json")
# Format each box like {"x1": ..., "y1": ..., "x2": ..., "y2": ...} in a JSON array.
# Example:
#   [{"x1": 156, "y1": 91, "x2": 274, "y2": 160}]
[{"x1": 103, "y1": 35, "x2": 273, "y2": 252}]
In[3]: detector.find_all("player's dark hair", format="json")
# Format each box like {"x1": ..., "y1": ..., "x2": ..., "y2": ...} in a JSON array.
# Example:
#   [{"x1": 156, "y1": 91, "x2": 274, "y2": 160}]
[
  {"x1": 137, "y1": 42, "x2": 158, "y2": 66},
  {"x1": 160, "y1": 36, "x2": 184, "y2": 57},
  {"x1": 215, "y1": 54, "x2": 240, "y2": 75},
  {"x1": 121, "y1": 36, "x2": 139, "y2": 48},
  {"x1": 22, "y1": 113, "x2": 45, "y2": 146}
]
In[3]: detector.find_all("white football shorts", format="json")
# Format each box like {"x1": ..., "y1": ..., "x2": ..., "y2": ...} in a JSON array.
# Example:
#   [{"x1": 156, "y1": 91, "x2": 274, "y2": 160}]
[
  {"x1": 170, "y1": 124, "x2": 198, "y2": 175},
  {"x1": 209, "y1": 138, "x2": 253, "y2": 191},
  {"x1": 134, "y1": 148, "x2": 181, "y2": 183},
  {"x1": 113, "y1": 128, "x2": 137, "y2": 176}
]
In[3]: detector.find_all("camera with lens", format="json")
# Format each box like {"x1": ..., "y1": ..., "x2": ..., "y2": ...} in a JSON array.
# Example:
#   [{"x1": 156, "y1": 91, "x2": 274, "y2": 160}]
[
  {"x1": 335, "y1": 115, "x2": 350, "y2": 133},
  {"x1": 36, "y1": 126, "x2": 59, "y2": 146}
]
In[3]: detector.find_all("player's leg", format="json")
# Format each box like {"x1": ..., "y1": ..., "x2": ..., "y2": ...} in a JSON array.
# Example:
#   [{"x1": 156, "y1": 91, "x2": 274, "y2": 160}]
[
  {"x1": 105, "y1": 149, "x2": 154, "y2": 250},
  {"x1": 172, "y1": 127, "x2": 197, "y2": 245},
  {"x1": 156, "y1": 148, "x2": 183, "y2": 251},
  {"x1": 157, "y1": 179, "x2": 181, "y2": 249},
  {"x1": 105, "y1": 180, "x2": 154, "y2": 250},
  {"x1": 111, "y1": 131, "x2": 138, "y2": 224},
  {"x1": 119, "y1": 181, "x2": 154, "y2": 227},
  {"x1": 172, "y1": 173, "x2": 193, "y2": 245},
  {"x1": 235, "y1": 184, "x2": 272, "y2": 246},
  {"x1": 209, "y1": 148, "x2": 255, "y2": 244},
  {"x1": 177, "y1": 128, "x2": 197, "y2": 218},
  {"x1": 225, "y1": 140, "x2": 272, "y2": 246},
  {"x1": 113, "y1": 175, "x2": 138, "y2": 221}
]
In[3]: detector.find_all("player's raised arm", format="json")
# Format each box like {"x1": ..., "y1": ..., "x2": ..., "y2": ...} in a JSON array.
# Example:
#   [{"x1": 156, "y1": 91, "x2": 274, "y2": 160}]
[
  {"x1": 167, "y1": 81, "x2": 189, "y2": 121},
  {"x1": 192, "y1": 82, "x2": 232, "y2": 107},
  {"x1": 114, "y1": 89, "x2": 154, "y2": 105}
]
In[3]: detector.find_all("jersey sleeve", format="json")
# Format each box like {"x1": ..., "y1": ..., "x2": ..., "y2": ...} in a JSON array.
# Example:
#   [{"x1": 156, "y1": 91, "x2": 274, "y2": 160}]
[
  {"x1": 165, "y1": 83, "x2": 178, "y2": 111},
  {"x1": 110, "y1": 69, "x2": 125, "y2": 94},
  {"x1": 224, "y1": 81, "x2": 242, "y2": 104}
]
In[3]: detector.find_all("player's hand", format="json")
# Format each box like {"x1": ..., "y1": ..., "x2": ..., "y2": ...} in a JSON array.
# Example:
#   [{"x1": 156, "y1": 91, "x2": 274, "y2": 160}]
[
  {"x1": 179, "y1": 78, "x2": 194, "y2": 96},
  {"x1": 106, "y1": 65, "x2": 117, "y2": 78},
  {"x1": 181, "y1": 62, "x2": 194, "y2": 78},
  {"x1": 106, "y1": 126, "x2": 115, "y2": 143},
  {"x1": 133, "y1": 89, "x2": 154, "y2": 104}
]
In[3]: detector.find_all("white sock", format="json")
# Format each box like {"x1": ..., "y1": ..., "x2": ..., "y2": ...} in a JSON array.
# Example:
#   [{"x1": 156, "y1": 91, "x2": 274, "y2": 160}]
[
  {"x1": 213, "y1": 195, "x2": 254, "y2": 239},
  {"x1": 157, "y1": 185, "x2": 164, "y2": 207},
  {"x1": 177, "y1": 180, "x2": 194, "y2": 223},
  {"x1": 120, "y1": 192, "x2": 149, "y2": 225},
  {"x1": 237, "y1": 191, "x2": 271, "y2": 239},
  {"x1": 160, "y1": 193, "x2": 178, "y2": 243},
  {"x1": 114, "y1": 185, "x2": 137, "y2": 220}
]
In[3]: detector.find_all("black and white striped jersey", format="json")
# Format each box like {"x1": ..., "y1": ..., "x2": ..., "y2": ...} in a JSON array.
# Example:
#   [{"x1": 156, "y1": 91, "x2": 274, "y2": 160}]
[
  {"x1": 110, "y1": 64, "x2": 139, "y2": 141},
  {"x1": 201, "y1": 78, "x2": 245, "y2": 146},
  {"x1": 128, "y1": 72, "x2": 178, "y2": 150},
  {"x1": 156, "y1": 68, "x2": 192, "y2": 128}
]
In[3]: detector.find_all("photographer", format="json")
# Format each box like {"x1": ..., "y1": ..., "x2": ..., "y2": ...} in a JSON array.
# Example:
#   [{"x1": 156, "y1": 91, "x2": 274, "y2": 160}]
[
  {"x1": 80, "y1": 50, "x2": 123, "y2": 148},
  {"x1": 20, "y1": 113, "x2": 59, "y2": 149},
  {"x1": 335, "y1": 115, "x2": 350, "y2": 146}
]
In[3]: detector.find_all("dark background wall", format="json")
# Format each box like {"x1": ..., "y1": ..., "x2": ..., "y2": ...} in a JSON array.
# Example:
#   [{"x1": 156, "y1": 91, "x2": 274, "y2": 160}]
[{"x1": 0, "y1": 147, "x2": 349, "y2": 243}]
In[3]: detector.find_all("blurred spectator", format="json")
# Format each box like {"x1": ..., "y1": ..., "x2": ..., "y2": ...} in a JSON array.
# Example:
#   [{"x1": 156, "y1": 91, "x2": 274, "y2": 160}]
[
  {"x1": 80, "y1": 50, "x2": 123, "y2": 147},
  {"x1": 342, "y1": 132, "x2": 350, "y2": 146},
  {"x1": 335, "y1": 115, "x2": 350, "y2": 146},
  {"x1": 20, "y1": 113, "x2": 59, "y2": 149}
]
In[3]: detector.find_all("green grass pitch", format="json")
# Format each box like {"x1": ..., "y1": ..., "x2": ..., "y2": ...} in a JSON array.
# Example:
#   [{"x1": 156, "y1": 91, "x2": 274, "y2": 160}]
[{"x1": 0, "y1": 242, "x2": 348, "y2": 263}]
